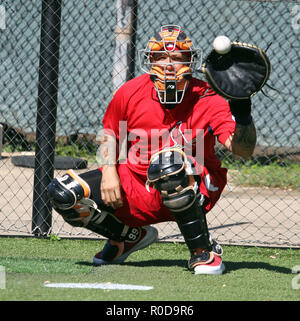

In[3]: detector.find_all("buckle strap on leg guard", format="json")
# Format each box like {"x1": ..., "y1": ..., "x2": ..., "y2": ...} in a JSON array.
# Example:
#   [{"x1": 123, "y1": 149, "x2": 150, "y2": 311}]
[
  {"x1": 54, "y1": 197, "x2": 140, "y2": 243},
  {"x1": 82, "y1": 200, "x2": 140, "y2": 242},
  {"x1": 211, "y1": 237, "x2": 223, "y2": 257},
  {"x1": 66, "y1": 169, "x2": 91, "y2": 199}
]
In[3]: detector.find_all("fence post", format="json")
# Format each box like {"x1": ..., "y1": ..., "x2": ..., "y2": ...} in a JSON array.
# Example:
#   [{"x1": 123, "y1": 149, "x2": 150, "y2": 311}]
[
  {"x1": 32, "y1": 0, "x2": 62, "y2": 236},
  {"x1": 112, "y1": 0, "x2": 137, "y2": 94}
]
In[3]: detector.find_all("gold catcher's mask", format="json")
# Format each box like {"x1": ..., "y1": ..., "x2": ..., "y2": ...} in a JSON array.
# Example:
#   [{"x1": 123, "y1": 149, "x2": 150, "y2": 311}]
[{"x1": 139, "y1": 25, "x2": 201, "y2": 106}]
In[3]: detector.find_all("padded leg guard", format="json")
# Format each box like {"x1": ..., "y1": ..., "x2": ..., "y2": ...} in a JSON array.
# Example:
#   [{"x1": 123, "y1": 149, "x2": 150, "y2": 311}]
[
  {"x1": 171, "y1": 199, "x2": 212, "y2": 253},
  {"x1": 147, "y1": 148, "x2": 211, "y2": 253},
  {"x1": 49, "y1": 170, "x2": 140, "y2": 242},
  {"x1": 53, "y1": 199, "x2": 140, "y2": 242},
  {"x1": 48, "y1": 169, "x2": 91, "y2": 210}
]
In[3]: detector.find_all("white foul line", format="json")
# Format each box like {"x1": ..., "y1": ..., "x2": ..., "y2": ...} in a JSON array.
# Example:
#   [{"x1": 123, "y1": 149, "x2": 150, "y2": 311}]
[{"x1": 43, "y1": 282, "x2": 153, "y2": 290}]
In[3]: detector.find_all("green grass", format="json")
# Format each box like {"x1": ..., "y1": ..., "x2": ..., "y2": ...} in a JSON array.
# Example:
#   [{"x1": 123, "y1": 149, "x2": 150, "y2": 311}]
[
  {"x1": 225, "y1": 161, "x2": 300, "y2": 191},
  {"x1": 0, "y1": 237, "x2": 299, "y2": 301}
]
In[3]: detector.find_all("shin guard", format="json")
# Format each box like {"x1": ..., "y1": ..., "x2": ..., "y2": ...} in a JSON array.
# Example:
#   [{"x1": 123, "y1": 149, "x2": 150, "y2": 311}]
[
  {"x1": 171, "y1": 198, "x2": 212, "y2": 253},
  {"x1": 48, "y1": 170, "x2": 140, "y2": 242},
  {"x1": 147, "y1": 148, "x2": 211, "y2": 253},
  {"x1": 54, "y1": 200, "x2": 140, "y2": 242}
]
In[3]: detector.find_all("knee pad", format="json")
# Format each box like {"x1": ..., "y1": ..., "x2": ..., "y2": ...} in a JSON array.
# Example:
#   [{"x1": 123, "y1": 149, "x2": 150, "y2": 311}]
[
  {"x1": 147, "y1": 148, "x2": 198, "y2": 212},
  {"x1": 147, "y1": 148, "x2": 211, "y2": 252},
  {"x1": 48, "y1": 170, "x2": 91, "y2": 210}
]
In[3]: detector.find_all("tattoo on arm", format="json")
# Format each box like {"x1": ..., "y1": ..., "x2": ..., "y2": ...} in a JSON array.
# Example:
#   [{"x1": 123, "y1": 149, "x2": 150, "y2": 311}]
[{"x1": 232, "y1": 122, "x2": 257, "y2": 158}]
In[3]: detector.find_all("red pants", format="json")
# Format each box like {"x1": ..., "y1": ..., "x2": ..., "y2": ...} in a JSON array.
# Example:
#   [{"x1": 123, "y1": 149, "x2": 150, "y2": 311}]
[{"x1": 112, "y1": 163, "x2": 227, "y2": 227}]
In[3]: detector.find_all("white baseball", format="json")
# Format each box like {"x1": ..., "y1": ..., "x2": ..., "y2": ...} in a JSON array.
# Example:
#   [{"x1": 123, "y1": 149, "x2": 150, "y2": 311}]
[{"x1": 213, "y1": 36, "x2": 232, "y2": 54}]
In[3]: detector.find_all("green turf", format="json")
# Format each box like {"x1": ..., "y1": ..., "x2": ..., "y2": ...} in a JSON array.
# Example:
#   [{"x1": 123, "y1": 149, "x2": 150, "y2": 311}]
[
  {"x1": 0, "y1": 237, "x2": 299, "y2": 301},
  {"x1": 224, "y1": 161, "x2": 300, "y2": 191},
  {"x1": 229, "y1": 163, "x2": 300, "y2": 190}
]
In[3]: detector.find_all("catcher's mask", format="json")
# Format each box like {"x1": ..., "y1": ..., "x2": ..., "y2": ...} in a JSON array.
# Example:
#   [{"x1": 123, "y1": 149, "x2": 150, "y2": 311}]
[{"x1": 139, "y1": 25, "x2": 201, "y2": 107}]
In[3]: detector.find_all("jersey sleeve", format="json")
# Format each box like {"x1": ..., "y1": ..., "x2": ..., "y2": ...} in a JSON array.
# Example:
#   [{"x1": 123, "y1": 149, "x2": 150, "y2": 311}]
[
  {"x1": 102, "y1": 86, "x2": 127, "y2": 141},
  {"x1": 207, "y1": 94, "x2": 236, "y2": 145}
]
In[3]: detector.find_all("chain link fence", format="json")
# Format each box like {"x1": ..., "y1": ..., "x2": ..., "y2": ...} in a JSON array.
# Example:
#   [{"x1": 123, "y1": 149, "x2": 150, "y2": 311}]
[{"x1": 0, "y1": 0, "x2": 299, "y2": 247}]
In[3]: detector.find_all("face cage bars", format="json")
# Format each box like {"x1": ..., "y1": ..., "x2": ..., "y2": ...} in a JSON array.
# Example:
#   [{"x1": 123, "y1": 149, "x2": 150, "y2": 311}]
[{"x1": 138, "y1": 48, "x2": 202, "y2": 104}]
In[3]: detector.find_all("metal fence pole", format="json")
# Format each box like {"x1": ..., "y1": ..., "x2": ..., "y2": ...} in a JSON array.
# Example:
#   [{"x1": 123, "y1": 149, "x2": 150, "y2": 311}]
[
  {"x1": 113, "y1": 0, "x2": 138, "y2": 93},
  {"x1": 32, "y1": 0, "x2": 62, "y2": 236},
  {"x1": 128, "y1": 0, "x2": 138, "y2": 80}
]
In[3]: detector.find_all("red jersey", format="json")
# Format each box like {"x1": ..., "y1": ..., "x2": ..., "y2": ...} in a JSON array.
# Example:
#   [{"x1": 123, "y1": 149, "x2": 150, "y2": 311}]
[
  {"x1": 103, "y1": 73, "x2": 235, "y2": 175},
  {"x1": 101, "y1": 74, "x2": 236, "y2": 226}
]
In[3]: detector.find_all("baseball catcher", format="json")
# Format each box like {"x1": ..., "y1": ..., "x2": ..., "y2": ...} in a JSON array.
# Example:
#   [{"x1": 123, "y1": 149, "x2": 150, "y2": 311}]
[{"x1": 48, "y1": 25, "x2": 271, "y2": 275}]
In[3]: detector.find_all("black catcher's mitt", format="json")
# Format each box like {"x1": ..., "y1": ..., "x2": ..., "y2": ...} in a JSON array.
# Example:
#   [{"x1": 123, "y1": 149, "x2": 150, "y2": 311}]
[{"x1": 202, "y1": 42, "x2": 271, "y2": 100}]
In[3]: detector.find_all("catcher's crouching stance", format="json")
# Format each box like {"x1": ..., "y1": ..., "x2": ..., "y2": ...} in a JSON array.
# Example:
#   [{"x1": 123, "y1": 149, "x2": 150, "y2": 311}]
[
  {"x1": 48, "y1": 25, "x2": 271, "y2": 276},
  {"x1": 48, "y1": 148, "x2": 224, "y2": 275}
]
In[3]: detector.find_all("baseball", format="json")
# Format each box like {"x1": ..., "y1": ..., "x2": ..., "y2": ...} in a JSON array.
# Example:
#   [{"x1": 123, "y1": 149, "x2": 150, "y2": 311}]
[{"x1": 213, "y1": 36, "x2": 232, "y2": 54}]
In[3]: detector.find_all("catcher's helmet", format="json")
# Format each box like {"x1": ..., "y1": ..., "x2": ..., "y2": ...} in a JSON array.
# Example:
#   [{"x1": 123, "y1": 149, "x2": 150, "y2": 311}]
[{"x1": 139, "y1": 25, "x2": 201, "y2": 106}]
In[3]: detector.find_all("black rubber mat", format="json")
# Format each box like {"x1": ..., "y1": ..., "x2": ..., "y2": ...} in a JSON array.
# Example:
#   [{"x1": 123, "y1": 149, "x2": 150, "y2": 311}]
[{"x1": 11, "y1": 155, "x2": 88, "y2": 169}]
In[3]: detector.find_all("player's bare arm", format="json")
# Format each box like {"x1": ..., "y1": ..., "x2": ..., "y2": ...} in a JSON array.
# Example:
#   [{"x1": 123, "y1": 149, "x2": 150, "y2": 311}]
[
  {"x1": 224, "y1": 98, "x2": 257, "y2": 158},
  {"x1": 98, "y1": 134, "x2": 123, "y2": 209},
  {"x1": 224, "y1": 121, "x2": 257, "y2": 158}
]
